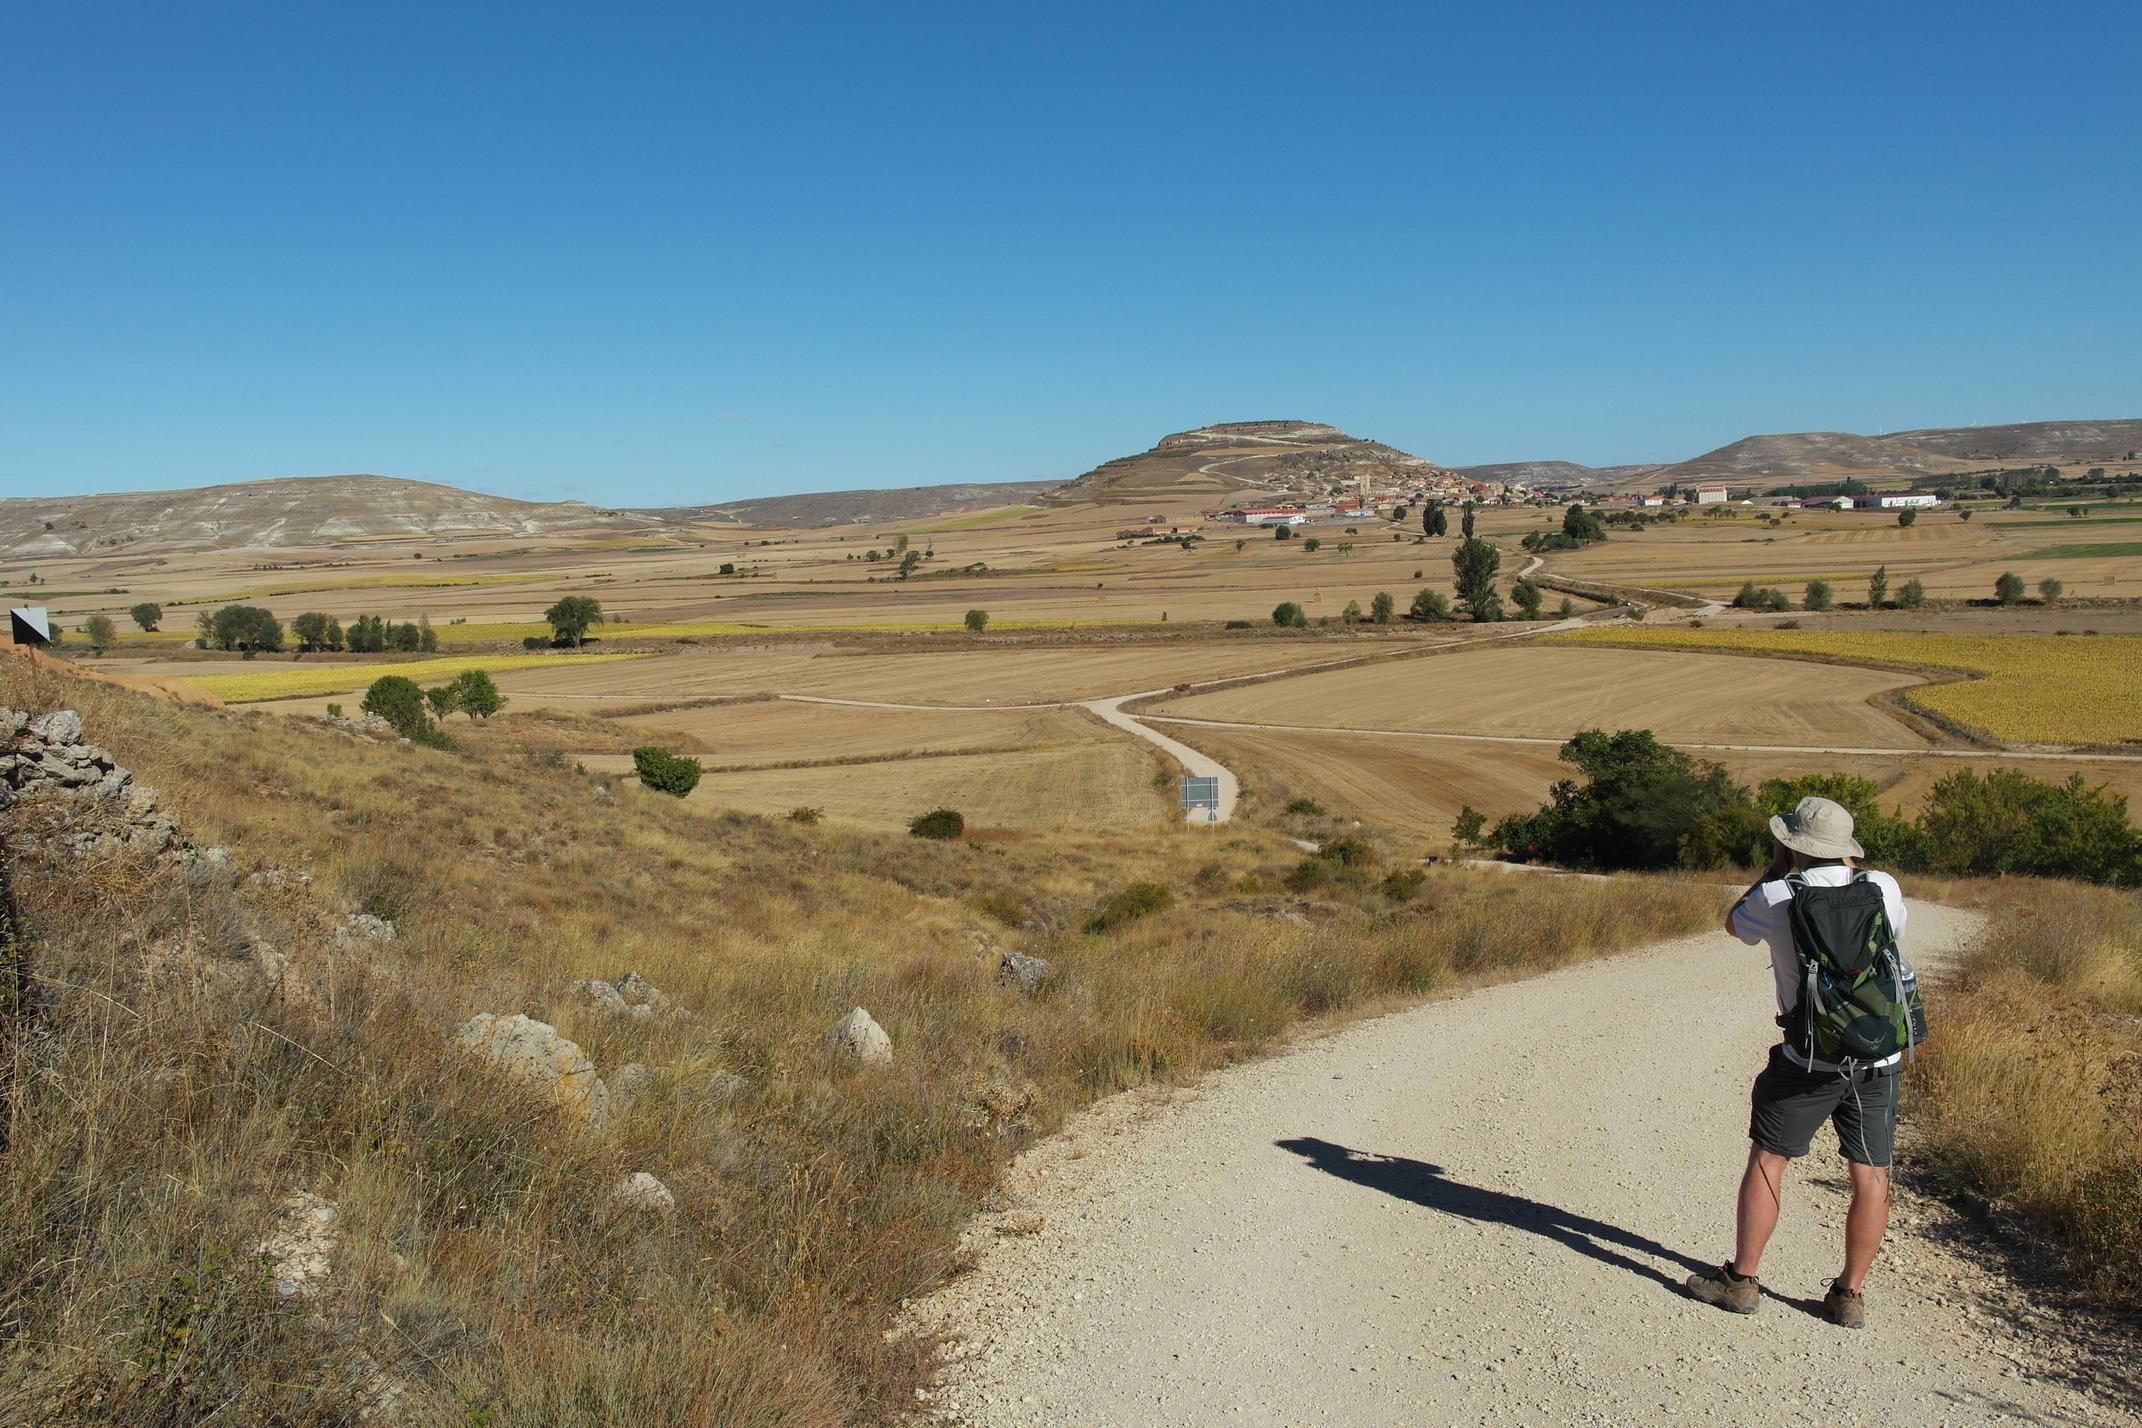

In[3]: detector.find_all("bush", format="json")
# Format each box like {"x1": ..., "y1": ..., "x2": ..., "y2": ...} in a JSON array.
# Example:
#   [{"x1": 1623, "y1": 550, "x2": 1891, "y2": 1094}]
[
  {"x1": 1919, "y1": 769, "x2": 2140, "y2": 884},
  {"x1": 1407, "y1": 588, "x2": 1452, "y2": 622},
  {"x1": 1995, "y1": 571, "x2": 2025, "y2": 605},
  {"x1": 786, "y1": 806, "x2": 823, "y2": 825},
  {"x1": 83, "y1": 614, "x2": 116, "y2": 652},
  {"x1": 1084, "y1": 881, "x2": 1174, "y2": 933},
  {"x1": 1731, "y1": 582, "x2": 1790, "y2": 613},
  {"x1": 1282, "y1": 858, "x2": 1332, "y2": 893},
  {"x1": 1302, "y1": 538, "x2": 1321, "y2": 552},
  {"x1": 908, "y1": 807, "x2": 965, "y2": 840},
  {"x1": 450, "y1": 668, "x2": 506, "y2": 719},
  {"x1": 1318, "y1": 836, "x2": 1375, "y2": 867},
  {"x1": 1271, "y1": 601, "x2": 1308, "y2": 628},
  {"x1": 1898, "y1": 577, "x2": 1926, "y2": 609},
  {"x1": 360, "y1": 676, "x2": 430, "y2": 737},
  {"x1": 1803, "y1": 579, "x2": 1833, "y2": 611},
  {"x1": 1488, "y1": 729, "x2": 1756, "y2": 871},
  {"x1": 1381, "y1": 868, "x2": 1427, "y2": 902},
  {"x1": 632, "y1": 746, "x2": 702, "y2": 798},
  {"x1": 964, "y1": 609, "x2": 989, "y2": 632},
  {"x1": 1281, "y1": 797, "x2": 1328, "y2": 818},
  {"x1": 1223, "y1": 619, "x2": 1253, "y2": 629},
  {"x1": 128, "y1": 601, "x2": 162, "y2": 632},
  {"x1": 522, "y1": 635, "x2": 551, "y2": 650}
]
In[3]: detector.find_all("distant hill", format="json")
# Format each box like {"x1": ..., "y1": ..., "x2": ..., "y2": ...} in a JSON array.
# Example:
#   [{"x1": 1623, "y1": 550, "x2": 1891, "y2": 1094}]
[
  {"x1": 1452, "y1": 460, "x2": 1660, "y2": 489},
  {"x1": 649, "y1": 480, "x2": 1064, "y2": 529},
  {"x1": 1049, "y1": 421, "x2": 1446, "y2": 507},
  {"x1": 0, "y1": 475, "x2": 666, "y2": 557},
  {"x1": 1643, "y1": 432, "x2": 1979, "y2": 488},
  {"x1": 1875, "y1": 419, "x2": 2142, "y2": 463}
]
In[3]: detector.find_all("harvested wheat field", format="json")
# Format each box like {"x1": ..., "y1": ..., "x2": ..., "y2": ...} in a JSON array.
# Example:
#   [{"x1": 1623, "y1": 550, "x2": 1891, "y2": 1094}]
[
  {"x1": 490, "y1": 639, "x2": 1386, "y2": 709},
  {"x1": 582, "y1": 735, "x2": 1169, "y2": 831},
  {"x1": 1149, "y1": 645, "x2": 1929, "y2": 748},
  {"x1": 604, "y1": 700, "x2": 1110, "y2": 762}
]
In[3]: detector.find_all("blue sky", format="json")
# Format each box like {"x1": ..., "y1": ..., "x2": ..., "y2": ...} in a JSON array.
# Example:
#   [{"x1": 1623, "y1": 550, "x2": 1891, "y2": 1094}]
[{"x1": 4, "y1": 2, "x2": 2137, "y2": 505}]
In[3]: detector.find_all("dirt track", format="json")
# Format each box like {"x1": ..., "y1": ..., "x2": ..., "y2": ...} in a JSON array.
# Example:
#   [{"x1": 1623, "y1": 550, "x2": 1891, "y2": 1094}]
[{"x1": 912, "y1": 904, "x2": 2136, "y2": 1427}]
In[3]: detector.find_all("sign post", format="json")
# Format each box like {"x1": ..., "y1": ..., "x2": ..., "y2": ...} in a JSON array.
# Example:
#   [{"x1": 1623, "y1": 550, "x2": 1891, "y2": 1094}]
[{"x1": 1178, "y1": 775, "x2": 1220, "y2": 822}]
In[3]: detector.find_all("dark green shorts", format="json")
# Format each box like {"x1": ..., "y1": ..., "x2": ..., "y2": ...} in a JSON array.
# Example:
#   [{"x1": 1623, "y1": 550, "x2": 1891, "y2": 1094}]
[{"x1": 1749, "y1": 1044, "x2": 1898, "y2": 1169}]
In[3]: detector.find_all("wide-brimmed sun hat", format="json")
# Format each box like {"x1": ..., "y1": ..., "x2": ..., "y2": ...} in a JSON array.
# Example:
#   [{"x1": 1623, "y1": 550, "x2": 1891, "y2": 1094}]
[{"x1": 1770, "y1": 795, "x2": 1864, "y2": 860}]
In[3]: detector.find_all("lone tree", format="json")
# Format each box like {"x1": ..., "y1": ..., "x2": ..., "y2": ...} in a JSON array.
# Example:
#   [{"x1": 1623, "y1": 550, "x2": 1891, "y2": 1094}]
[
  {"x1": 1370, "y1": 590, "x2": 1395, "y2": 624},
  {"x1": 208, "y1": 604, "x2": 283, "y2": 652},
  {"x1": 448, "y1": 668, "x2": 505, "y2": 719},
  {"x1": 963, "y1": 609, "x2": 989, "y2": 633},
  {"x1": 1451, "y1": 537, "x2": 1502, "y2": 622},
  {"x1": 1897, "y1": 508, "x2": 1918, "y2": 528},
  {"x1": 1271, "y1": 600, "x2": 1308, "y2": 628},
  {"x1": 128, "y1": 602, "x2": 162, "y2": 632},
  {"x1": 2038, "y1": 577, "x2": 2063, "y2": 606},
  {"x1": 632, "y1": 746, "x2": 702, "y2": 798},
  {"x1": 1867, "y1": 565, "x2": 1889, "y2": 610},
  {"x1": 361, "y1": 675, "x2": 430, "y2": 737},
  {"x1": 544, "y1": 595, "x2": 605, "y2": 647},
  {"x1": 1511, "y1": 579, "x2": 1543, "y2": 620},
  {"x1": 83, "y1": 614, "x2": 116, "y2": 652},
  {"x1": 1994, "y1": 571, "x2": 2025, "y2": 606}
]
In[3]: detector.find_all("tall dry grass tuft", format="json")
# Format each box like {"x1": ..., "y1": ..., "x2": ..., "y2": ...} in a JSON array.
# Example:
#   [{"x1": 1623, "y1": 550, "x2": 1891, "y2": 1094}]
[
  {"x1": 1910, "y1": 881, "x2": 2142, "y2": 1308},
  {"x1": 0, "y1": 663, "x2": 1718, "y2": 1423}
]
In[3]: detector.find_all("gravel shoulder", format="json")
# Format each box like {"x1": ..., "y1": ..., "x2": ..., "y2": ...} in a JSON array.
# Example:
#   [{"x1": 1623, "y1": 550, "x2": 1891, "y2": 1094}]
[{"x1": 911, "y1": 903, "x2": 2137, "y2": 1427}]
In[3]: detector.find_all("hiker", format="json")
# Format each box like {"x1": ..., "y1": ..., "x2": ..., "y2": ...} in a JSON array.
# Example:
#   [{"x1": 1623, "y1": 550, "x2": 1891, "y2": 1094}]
[{"x1": 1686, "y1": 795, "x2": 1926, "y2": 1329}]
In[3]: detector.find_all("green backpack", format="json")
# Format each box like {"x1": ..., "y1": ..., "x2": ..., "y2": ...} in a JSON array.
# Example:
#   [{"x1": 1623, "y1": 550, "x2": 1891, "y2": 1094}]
[{"x1": 1783, "y1": 872, "x2": 1928, "y2": 1067}]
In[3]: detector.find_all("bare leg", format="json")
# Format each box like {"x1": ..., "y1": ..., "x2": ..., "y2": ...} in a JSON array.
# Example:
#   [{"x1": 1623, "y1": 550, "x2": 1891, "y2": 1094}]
[
  {"x1": 1839, "y1": 1162, "x2": 1890, "y2": 1292},
  {"x1": 1734, "y1": 1144, "x2": 1789, "y2": 1276}
]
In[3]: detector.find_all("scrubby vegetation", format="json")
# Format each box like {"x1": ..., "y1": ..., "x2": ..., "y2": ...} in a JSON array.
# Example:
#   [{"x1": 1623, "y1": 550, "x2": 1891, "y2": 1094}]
[
  {"x1": 1490, "y1": 729, "x2": 2142, "y2": 885},
  {"x1": 907, "y1": 806, "x2": 965, "y2": 840},
  {"x1": 0, "y1": 664, "x2": 1720, "y2": 1424}
]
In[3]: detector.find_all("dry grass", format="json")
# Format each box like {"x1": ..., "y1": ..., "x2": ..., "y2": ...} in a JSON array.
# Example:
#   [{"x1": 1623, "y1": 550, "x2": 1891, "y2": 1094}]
[
  {"x1": 174, "y1": 652, "x2": 649, "y2": 704},
  {"x1": 1909, "y1": 882, "x2": 2142, "y2": 1308},
  {"x1": 0, "y1": 662, "x2": 1719, "y2": 1424}
]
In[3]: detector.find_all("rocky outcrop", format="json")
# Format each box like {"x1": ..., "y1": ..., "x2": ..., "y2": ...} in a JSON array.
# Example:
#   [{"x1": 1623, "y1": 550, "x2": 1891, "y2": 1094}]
[
  {"x1": 609, "y1": 1171, "x2": 676, "y2": 1215},
  {"x1": 997, "y1": 951, "x2": 1054, "y2": 997},
  {"x1": 609, "y1": 1062, "x2": 655, "y2": 1111},
  {"x1": 0, "y1": 707, "x2": 188, "y2": 857},
  {"x1": 822, "y1": 1007, "x2": 892, "y2": 1066},
  {"x1": 570, "y1": 970, "x2": 691, "y2": 1023},
  {"x1": 335, "y1": 913, "x2": 397, "y2": 948},
  {"x1": 454, "y1": 1013, "x2": 610, "y2": 1132},
  {"x1": 259, "y1": 1190, "x2": 340, "y2": 1299}
]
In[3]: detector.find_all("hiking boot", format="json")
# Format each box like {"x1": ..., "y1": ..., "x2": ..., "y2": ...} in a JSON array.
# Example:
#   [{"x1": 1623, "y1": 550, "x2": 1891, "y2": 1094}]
[
  {"x1": 1824, "y1": 1281, "x2": 1867, "y2": 1329},
  {"x1": 1685, "y1": 1262, "x2": 1760, "y2": 1314}
]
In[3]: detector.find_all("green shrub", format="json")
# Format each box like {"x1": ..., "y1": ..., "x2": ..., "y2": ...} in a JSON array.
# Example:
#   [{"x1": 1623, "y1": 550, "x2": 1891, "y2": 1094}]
[
  {"x1": 1995, "y1": 571, "x2": 2025, "y2": 605},
  {"x1": 1223, "y1": 619, "x2": 1253, "y2": 629},
  {"x1": 908, "y1": 807, "x2": 965, "y2": 840},
  {"x1": 1803, "y1": 579, "x2": 1833, "y2": 611},
  {"x1": 1271, "y1": 601, "x2": 1308, "y2": 628},
  {"x1": 1898, "y1": 578, "x2": 1926, "y2": 609},
  {"x1": 632, "y1": 746, "x2": 702, "y2": 798},
  {"x1": 1381, "y1": 868, "x2": 1427, "y2": 902},
  {"x1": 1281, "y1": 797, "x2": 1328, "y2": 818},
  {"x1": 964, "y1": 609, "x2": 989, "y2": 632},
  {"x1": 1283, "y1": 858, "x2": 1332, "y2": 893},
  {"x1": 968, "y1": 887, "x2": 1028, "y2": 926},
  {"x1": 786, "y1": 806, "x2": 823, "y2": 825},
  {"x1": 1084, "y1": 881, "x2": 1173, "y2": 933},
  {"x1": 360, "y1": 676, "x2": 430, "y2": 737},
  {"x1": 1318, "y1": 836, "x2": 1375, "y2": 867}
]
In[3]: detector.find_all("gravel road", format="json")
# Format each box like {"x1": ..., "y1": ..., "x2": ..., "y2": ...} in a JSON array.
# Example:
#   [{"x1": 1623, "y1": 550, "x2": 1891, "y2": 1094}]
[{"x1": 912, "y1": 903, "x2": 2136, "y2": 1427}]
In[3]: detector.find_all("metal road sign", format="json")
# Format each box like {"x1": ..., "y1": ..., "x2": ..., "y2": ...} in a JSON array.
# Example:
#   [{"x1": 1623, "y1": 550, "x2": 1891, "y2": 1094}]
[{"x1": 1179, "y1": 776, "x2": 1220, "y2": 820}]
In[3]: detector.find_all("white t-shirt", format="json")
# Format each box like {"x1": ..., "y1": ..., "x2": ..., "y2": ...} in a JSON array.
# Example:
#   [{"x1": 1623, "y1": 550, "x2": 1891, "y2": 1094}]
[{"x1": 1729, "y1": 865, "x2": 1908, "y2": 1070}]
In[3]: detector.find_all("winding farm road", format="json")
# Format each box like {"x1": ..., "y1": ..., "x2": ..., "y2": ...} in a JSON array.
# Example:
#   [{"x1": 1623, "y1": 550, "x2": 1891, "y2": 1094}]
[{"x1": 912, "y1": 904, "x2": 2136, "y2": 1427}]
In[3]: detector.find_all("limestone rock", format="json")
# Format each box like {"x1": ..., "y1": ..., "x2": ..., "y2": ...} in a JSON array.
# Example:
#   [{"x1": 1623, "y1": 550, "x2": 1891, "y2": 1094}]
[
  {"x1": 336, "y1": 912, "x2": 398, "y2": 948},
  {"x1": 997, "y1": 951, "x2": 1054, "y2": 996},
  {"x1": 455, "y1": 1012, "x2": 610, "y2": 1132},
  {"x1": 610, "y1": 1170, "x2": 676, "y2": 1215},
  {"x1": 28, "y1": 709, "x2": 82, "y2": 745},
  {"x1": 610, "y1": 1062, "x2": 655, "y2": 1110},
  {"x1": 571, "y1": 978, "x2": 637, "y2": 1018},
  {"x1": 571, "y1": 970, "x2": 675, "y2": 1022},
  {"x1": 822, "y1": 1007, "x2": 892, "y2": 1066},
  {"x1": 259, "y1": 1190, "x2": 339, "y2": 1299}
]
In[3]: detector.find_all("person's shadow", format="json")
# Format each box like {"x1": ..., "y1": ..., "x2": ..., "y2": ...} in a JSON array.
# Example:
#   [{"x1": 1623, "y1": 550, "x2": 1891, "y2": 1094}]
[{"x1": 1276, "y1": 1136, "x2": 1718, "y2": 1297}]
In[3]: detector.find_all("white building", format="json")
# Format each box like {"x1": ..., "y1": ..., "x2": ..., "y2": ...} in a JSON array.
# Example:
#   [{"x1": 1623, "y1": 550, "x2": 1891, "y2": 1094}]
[
  {"x1": 1694, "y1": 484, "x2": 1730, "y2": 505},
  {"x1": 1858, "y1": 491, "x2": 1940, "y2": 510}
]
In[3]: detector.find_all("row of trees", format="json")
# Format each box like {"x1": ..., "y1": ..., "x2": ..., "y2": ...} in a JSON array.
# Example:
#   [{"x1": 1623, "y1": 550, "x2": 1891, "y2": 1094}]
[
  {"x1": 1733, "y1": 568, "x2": 2066, "y2": 613},
  {"x1": 1481, "y1": 728, "x2": 2142, "y2": 885}
]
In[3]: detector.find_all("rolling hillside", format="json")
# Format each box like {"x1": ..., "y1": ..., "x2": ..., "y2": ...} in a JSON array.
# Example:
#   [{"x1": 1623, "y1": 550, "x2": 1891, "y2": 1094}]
[
  {"x1": 648, "y1": 479, "x2": 1064, "y2": 528},
  {"x1": 0, "y1": 475, "x2": 668, "y2": 557},
  {"x1": 1876, "y1": 419, "x2": 2142, "y2": 463}
]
